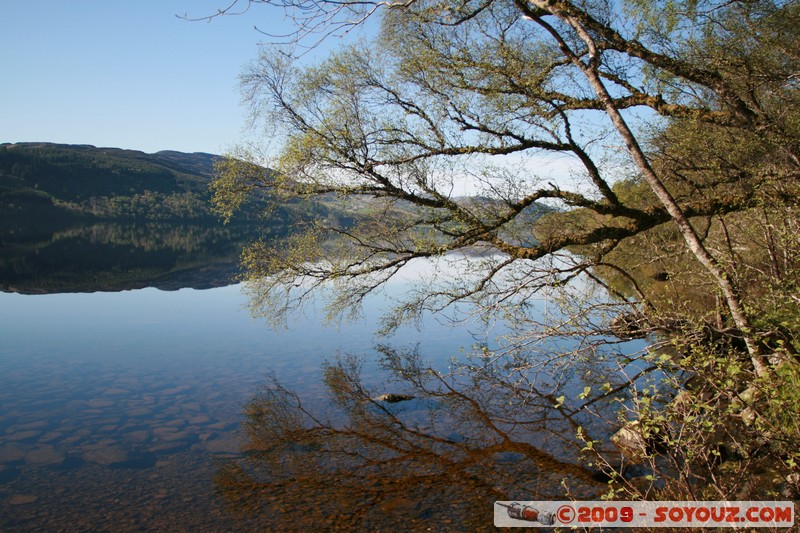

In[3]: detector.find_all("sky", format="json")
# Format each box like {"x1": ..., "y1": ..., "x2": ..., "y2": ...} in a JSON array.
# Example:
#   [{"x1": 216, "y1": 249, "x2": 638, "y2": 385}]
[
  {"x1": 0, "y1": 1, "x2": 321, "y2": 155},
  {"x1": 0, "y1": 1, "x2": 602, "y2": 189}
]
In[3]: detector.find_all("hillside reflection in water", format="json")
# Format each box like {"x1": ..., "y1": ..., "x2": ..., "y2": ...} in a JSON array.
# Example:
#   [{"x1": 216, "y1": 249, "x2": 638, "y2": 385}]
[{"x1": 0, "y1": 220, "x2": 257, "y2": 293}]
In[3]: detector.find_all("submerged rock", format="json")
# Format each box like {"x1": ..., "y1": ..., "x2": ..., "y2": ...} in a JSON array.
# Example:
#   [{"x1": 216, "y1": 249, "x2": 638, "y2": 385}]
[
  {"x1": 611, "y1": 421, "x2": 648, "y2": 464},
  {"x1": 204, "y1": 436, "x2": 240, "y2": 455},
  {"x1": 0, "y1": 444, "x2": 26, "y2": 463},
  {"x1": 82, "y1": 445, "x2": 128, "y2": 465},
  {"x1": 374, "y1": 393, "x2": 415, "y2": 404},
  {"x1": 25, "y1": 445, "x2": 65, "y2": 466},
  {"x1": 10, "y1": 494, "x2": 38, "y2": 506},
  {"x1": 609, "y1": 313, "x2": 649, "y2": 340}
]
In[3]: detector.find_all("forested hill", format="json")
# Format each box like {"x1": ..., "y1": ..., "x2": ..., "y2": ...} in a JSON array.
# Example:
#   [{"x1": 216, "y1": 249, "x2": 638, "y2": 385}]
[
  {"x1": 0, "y1": 142, "x2": 225, "y2": 222},
  {"x1": 0, "y1": 142, "x2": 319, "y2": 293},
  {"x1": 0, "y1": 142, "x2": 551, "y2": 293}
]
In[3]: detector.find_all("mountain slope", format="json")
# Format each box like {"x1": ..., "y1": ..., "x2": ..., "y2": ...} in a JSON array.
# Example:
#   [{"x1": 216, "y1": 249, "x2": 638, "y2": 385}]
[{"x1": 0, "y1": 142, "x2": 221, "y2": 223}]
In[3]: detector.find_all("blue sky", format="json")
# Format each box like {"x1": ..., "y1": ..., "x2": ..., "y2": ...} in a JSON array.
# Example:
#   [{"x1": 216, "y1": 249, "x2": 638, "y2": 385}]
[{"x1": 0, "y1": 1, "x2": 309, "y2": 154}]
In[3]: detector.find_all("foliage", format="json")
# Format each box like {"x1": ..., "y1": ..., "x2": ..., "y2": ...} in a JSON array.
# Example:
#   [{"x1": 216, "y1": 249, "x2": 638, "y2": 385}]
[
  {"x1": 210, "y1": 0, "x2": 800, "y2": 507},
  {"x1": 217, "y1": 0, "x2": 797, "y2": 338},
  {"x1": 587, "y1": 341, "x2": 800, "y2": 506},
  {"x1": 0, "y1": 141, "x2": 352, "y2": 247}
]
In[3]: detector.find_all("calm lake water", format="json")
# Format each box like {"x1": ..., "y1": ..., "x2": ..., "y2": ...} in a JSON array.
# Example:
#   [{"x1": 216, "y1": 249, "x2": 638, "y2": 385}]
[
  {"x1": 0, "y1": 223, "x2": 644, "y2": 531},
  {"x1": 0, "y1": 283, "x2": 489, "y2": 529}
]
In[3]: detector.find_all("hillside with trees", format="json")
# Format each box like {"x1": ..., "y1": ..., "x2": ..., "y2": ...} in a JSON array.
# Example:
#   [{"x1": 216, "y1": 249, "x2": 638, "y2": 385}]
[
  {"x1": 0, "y1": 143, "x2": 345, "y2": 293},
  {"x1": 0, "y1": 142, "x2": 226, "y2": 224},
  {"x1": 0, "y1": 142, "x2": 536, "y2": 293}
]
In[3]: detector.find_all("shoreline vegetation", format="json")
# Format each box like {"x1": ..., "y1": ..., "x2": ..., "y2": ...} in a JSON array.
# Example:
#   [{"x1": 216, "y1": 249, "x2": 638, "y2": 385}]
[{"x1": 0, "y1": 143, "x2": 250, "y2": 293}]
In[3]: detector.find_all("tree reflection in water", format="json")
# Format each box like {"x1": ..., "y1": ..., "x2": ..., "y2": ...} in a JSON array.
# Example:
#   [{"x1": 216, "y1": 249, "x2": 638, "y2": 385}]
[{"x1": 214, "y1": 343, "x2": 631, "y2": 530}]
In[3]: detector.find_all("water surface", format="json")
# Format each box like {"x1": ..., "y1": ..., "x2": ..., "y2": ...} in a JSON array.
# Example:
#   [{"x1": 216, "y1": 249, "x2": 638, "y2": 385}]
[
  {"x1": 0, "y1": 225, "x2": 642, "y2": 530},
  {"x1": 0, "y1": 279, "x2": 505, "y2": 530}
]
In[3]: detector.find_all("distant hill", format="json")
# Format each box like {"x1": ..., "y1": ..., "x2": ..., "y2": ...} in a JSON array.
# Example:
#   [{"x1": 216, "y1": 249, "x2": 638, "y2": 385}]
[
  {"x1": 0, "y1": 143, "x2": 333, "y2": 293},
  {"x1": 0, "y1": 143, "x2": 553, "y2": 293},
  {"x1": 0, "y1": 142, "x2": 224, "y2": 224}
]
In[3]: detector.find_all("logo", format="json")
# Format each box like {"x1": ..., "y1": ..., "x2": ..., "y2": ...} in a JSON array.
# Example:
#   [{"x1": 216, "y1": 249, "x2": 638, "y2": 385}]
[
  {"x1": 496, "y1": 502, "x2": 555, "y2": 525},
  {"x1": 494, "y1": 501, "x2": 795, "y2": 528}
]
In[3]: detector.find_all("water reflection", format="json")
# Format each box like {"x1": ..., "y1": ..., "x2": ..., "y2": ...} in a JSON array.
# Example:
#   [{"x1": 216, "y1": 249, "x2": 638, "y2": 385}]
[
  {"x1": 0, "y1": 220, "x2": 260, "y2": 293},
  {"x1": 0, "y1": 234, "x2": 650, "y2": 529},
  {"x1": 215, "y1": 343, "x2": 636, "y2": 530}
]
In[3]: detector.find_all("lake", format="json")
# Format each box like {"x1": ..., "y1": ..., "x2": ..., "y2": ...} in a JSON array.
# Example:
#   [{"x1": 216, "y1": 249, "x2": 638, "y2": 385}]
[{"x1": 0, "y1": 222, "x2": 645, "y2": 531}]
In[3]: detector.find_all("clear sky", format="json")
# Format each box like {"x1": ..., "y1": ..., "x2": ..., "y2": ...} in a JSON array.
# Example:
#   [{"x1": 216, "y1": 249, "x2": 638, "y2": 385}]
[{"x1": 0, "y1": 1, "x2": 307, "y2": 154}]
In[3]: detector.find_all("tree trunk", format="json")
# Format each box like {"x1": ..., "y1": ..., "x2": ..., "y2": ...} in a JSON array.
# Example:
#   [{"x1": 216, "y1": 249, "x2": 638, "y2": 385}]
[{"x1": 545, "y1": 5, "x2": 770, "y2": 378}]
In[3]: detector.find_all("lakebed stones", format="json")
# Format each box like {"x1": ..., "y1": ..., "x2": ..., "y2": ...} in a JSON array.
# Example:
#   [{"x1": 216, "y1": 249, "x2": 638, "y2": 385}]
[
  {"x1": 81, "y1": 444, "x2": 129, "y2": 466},
  {"x1": 152, "y1": 427, "x2": 191, "y2": 442},
  {"x1": 148, "y1": 442, "x2": 189, "y2": 454},
  {"x1": 127, "y1": 406, "x2": 154, "y2": 417},
  {"x1": 39, "y1": 431, "x2": 64, "y2": 443},
  {"x1": 207, "y1": 420, "x2": 237, "y2": 431},
  {"x1": 86, "y1": 399, "x2": 115, "y2": 409},
  {"x1": 9, "y1": 494, "x2": 39, "y2": 506},
  {"x1": 0, "y1": 444, "x2": 26, "y2": 463},
  {"x1": 25, "y1": 445, "x2": 66, "y2": 467},
  {"x1": 123, "y1": 430, "x2": 150, "y2": 443},
  {"x1": 203, "y1": 436, "x2": 240, "y2": 455},
  {"x1": 6, "y1": 430, "x2": 42, "y2": 441},
  {"x1": 187, "y1": 414, "x2": 210, "y2": 425}
]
